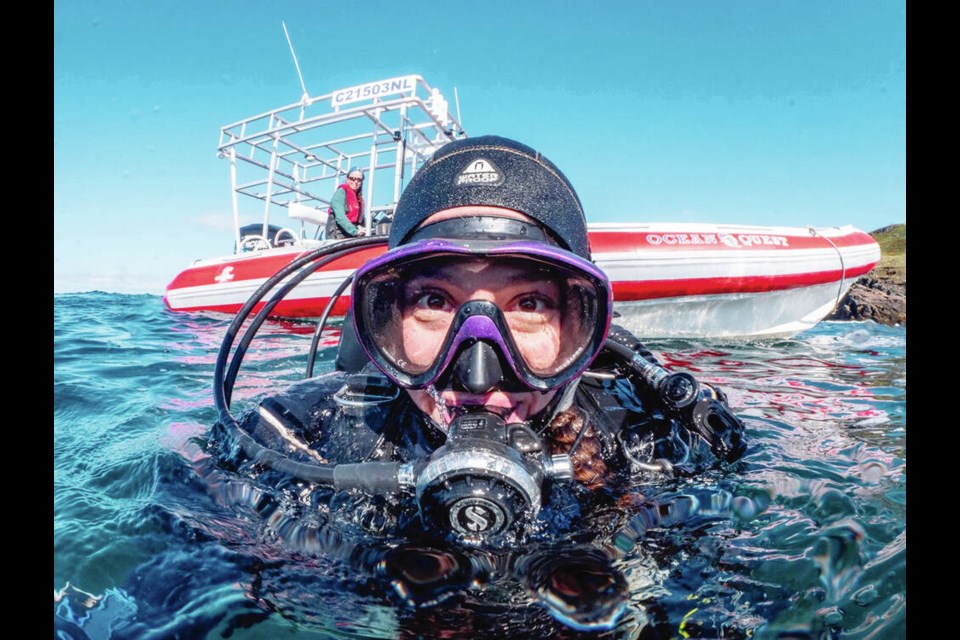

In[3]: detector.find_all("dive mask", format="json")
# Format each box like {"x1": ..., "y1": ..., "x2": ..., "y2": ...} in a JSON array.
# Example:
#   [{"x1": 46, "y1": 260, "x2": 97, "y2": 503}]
[{"x1": 351, "y1": 217, "x2": 613, "y2": 392}]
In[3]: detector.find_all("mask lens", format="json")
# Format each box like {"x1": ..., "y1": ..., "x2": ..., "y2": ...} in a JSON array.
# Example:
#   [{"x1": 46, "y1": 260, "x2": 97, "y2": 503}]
[
  {"x1": 501, "y1": 267, "x2": 598, "y2": 377},
  {"x1": 355, "y1": 250, "x2": 609, "y2": 388},
  {"x1": 356, "y1": 265, "x2": 441, "y2": 376}
]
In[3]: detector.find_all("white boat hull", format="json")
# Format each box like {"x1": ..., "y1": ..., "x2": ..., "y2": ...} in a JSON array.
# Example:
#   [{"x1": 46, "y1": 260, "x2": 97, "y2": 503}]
[{"x1": 165, "y1": 223, "x2": 881, "y2": 339}]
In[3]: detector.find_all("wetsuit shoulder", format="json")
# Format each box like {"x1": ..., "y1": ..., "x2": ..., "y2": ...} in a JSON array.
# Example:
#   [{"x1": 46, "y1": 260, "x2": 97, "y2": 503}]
[
  {"x1": 211, "y1": 370, "x2": 402, "y2": 472},
  {"x1": 579, "y1": 324, "x2": 747, "y2": 475}
]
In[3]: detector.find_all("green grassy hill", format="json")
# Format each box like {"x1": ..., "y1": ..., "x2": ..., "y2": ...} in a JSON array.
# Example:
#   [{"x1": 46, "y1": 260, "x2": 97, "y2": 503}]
[{"x1": 870, "y1": 224, "x2": 905, "y2": 274}]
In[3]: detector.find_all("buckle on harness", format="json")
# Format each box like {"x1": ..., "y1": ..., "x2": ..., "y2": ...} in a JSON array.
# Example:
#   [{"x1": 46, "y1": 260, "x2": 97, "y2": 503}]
[{"x1": 333, "y1": 373, "x2": 400, "y2": 409}]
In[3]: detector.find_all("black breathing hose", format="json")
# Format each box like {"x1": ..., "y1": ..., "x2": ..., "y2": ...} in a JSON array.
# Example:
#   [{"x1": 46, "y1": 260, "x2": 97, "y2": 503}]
[
  {"x1": 224, "y1": 422, "x2": 403, "y2": 491},
  {"x1": 601, "y1": 339, "x2": 700, "y2": 412},
  {"x1": 213, "y1": 235, "x2": 386, "y2": 426},
  {"x1": 306, "y1": 272, "x2": 354, "y2": 378},
  {"x1": 222, "y1": 250, "x2": 354, "y2": 405},
  {"x1": 211, "y1": 236, "x2": 400, "y2": 491}
]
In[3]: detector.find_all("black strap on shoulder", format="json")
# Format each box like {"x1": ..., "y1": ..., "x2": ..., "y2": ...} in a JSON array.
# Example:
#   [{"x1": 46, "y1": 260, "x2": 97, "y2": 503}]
[
  {"x1": 572, "y1": 381, "x2": 627, "y2": 454},
  {"x1": 336, "y1": 306, "x2": 373, "y2": 373}
]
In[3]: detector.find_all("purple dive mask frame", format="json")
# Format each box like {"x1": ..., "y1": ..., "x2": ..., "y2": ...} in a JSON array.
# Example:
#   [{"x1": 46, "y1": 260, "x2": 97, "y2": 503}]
[{"x1": 351, "y1": 238, "x2": 613, "y2": 392}]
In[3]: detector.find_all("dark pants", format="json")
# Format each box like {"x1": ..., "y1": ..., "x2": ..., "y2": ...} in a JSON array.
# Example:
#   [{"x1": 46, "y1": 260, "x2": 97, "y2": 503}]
[{"x1": 325, "y1": 216, "x2": 354, "y2": 240}]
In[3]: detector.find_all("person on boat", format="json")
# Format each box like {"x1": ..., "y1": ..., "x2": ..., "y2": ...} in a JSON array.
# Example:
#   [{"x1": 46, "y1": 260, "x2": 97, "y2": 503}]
[
  {"x1": 212, "y1": 135, "x2": 747, "y2": 627},
  {"x1": 325, "y1": 166, "x2": 367, "y2": 239}
]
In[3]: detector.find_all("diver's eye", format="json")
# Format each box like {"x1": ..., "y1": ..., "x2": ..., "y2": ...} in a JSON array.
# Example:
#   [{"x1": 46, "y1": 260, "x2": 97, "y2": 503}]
[
  {"x1": 516, "y1": 294, "x2": 555, "y2": 314},
  {"x1": 406, "y1": 290, "x2": 456, "y2": 319},
  {"x1": 417, "y1": 292, "x2": 450, "y2": 311}
]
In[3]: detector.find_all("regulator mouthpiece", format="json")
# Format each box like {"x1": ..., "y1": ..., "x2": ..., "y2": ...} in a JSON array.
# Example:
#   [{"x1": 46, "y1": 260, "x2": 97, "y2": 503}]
[{"x1": 415, "y1": 411, "x2": 572, "y2": 545}]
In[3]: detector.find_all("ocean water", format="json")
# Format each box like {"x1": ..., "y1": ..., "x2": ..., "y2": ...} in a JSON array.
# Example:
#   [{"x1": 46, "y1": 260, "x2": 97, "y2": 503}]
[{"x1": 53, "y1": 292, "x2": 906, "y2": 639}]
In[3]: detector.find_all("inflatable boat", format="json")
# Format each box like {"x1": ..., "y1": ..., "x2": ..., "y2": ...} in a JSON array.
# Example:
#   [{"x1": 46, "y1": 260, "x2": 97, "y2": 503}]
[{"x1": 163, "y1": 74, "x2": 880, "y2": 339}]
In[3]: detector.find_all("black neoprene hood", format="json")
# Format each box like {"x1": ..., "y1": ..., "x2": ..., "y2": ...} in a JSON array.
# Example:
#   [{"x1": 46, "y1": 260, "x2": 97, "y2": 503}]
[{"x1": 389, "y1": 135, "x2": 592, "y2": 259}]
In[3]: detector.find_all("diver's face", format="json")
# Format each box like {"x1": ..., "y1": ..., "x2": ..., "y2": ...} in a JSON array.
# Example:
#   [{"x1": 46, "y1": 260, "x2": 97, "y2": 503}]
[
  {"x1": 403, "y1": 208, "x2": 562, "y2": 427},
  {"x1": 400, "y1": 259, "x2": 564, "y2": 372},
  {"x1": 405, "y1": 258, "x2": 562, "y2": 427}
]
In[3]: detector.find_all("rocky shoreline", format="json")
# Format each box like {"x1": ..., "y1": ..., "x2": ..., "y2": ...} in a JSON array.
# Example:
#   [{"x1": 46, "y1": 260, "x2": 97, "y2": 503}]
[
  {"x1": 827, "y1": 269, "x2": 906, "y2": 326},
  {"x1": 825, "y1": 225, "x2": 905, "y2": 327}
]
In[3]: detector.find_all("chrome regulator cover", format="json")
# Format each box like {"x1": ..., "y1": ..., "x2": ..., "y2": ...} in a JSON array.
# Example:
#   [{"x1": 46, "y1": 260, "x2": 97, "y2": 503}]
[{"x1": 410, "y1": 412, "x2": 572, "y2": 544}]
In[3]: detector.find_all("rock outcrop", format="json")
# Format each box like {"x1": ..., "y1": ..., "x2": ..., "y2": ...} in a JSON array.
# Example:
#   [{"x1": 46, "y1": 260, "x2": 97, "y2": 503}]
[
  {"x1": 825, "y1": 224, "x2": 905, "y2": 326},
  {"x1": 828, "y1": 268, "x2": 906, "y2": 326}
]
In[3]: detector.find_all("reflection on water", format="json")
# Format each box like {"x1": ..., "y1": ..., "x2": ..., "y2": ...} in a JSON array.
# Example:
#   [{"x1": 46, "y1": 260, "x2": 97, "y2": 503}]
[{"x1": 54, "y1": 294, "x2": 906, "y2": 639}]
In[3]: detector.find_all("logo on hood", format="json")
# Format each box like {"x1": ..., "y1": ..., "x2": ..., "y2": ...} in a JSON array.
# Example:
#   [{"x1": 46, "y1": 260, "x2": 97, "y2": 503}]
[{"x1": 455, "y1": 158, "x2": 503, "y2": 186}]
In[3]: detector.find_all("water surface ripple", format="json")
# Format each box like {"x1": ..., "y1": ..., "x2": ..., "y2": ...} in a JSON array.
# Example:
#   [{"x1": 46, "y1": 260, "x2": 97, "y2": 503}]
[{"x1": 54, "y1": 293, "x2": 906, "y2": 639}]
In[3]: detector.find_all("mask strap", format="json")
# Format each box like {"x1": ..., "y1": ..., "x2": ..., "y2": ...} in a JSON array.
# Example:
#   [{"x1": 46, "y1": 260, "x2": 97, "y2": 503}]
[{"x1": 547, "y1": 376, "x2": 582, "y2": 421}]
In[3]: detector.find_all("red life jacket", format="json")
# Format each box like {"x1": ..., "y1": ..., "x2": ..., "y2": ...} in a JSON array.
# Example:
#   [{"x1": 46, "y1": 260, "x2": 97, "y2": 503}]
[{"x1": 329, "y1": 183, "x2": 364, "y2": 224}]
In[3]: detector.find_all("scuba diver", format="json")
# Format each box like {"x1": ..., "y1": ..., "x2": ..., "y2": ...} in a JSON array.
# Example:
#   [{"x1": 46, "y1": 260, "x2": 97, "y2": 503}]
[{"x1": 210, "y1": 135, "x2": 748, "y2": 632}]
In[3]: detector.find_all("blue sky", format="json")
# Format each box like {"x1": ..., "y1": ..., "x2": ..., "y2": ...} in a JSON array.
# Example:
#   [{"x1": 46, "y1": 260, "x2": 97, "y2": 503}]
[{"x1": 54, "y1": 0, "x2": 905, "y2": 295}]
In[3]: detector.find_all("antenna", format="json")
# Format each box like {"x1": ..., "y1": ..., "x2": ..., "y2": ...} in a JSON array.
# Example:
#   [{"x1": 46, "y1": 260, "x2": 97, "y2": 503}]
[
  {"x1": 282, "y1": 20, "x2": 309, "y2": 101},
  {"x1": 454, "y1": 87, "x2": 463, "y2": 135}
]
